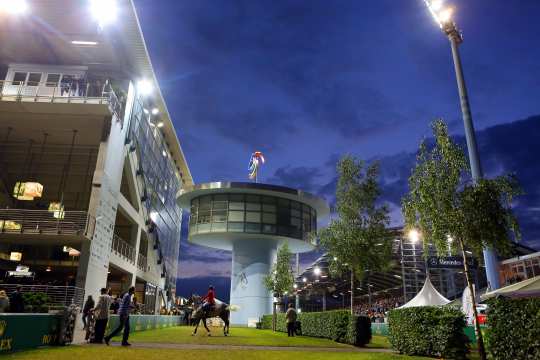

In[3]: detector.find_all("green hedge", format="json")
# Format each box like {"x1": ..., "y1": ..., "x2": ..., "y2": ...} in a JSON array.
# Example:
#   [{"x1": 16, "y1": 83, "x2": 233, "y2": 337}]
[
  {"x1": 485, "y1": 297, "x2": 540, "y2": 360},
  {"x1": 260, "y1": 310, "x2": 371, "y2": 346},
  {"x1": 388, "y1": 306, "x2": 469, "y2": 359}
]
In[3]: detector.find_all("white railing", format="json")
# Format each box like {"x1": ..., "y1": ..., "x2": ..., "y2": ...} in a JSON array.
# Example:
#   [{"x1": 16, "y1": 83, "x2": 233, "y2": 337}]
[
  {"x1": 0, "y1": 209, "x2": 95, "y2": 239},
  {"x1": 2, "y1": 284, "x2": 85, "y2": 308},
  {"x1": 137, "y1": 253, "x2": 149, "y2": 272},
  {"x1": 0, "y1": 79, "x2": 124, "y2": 120},
  {"x1": 111, "y1": 233, "x2": 136, "y2": 264}
]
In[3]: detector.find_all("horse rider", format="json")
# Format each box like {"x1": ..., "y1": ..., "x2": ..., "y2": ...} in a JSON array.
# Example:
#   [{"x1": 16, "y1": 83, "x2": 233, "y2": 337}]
[{"x1": 201, "y1": 285, "x2": 216, "y2": 314}]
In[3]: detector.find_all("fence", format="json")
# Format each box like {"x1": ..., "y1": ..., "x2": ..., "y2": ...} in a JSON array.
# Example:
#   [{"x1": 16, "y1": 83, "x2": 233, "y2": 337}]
[
  {"x1": 111, "y1": 234, "x2": 135, "y2": 264},
  {"x1": 137, "y1": 253, "x2": 149, "y2": 272},
  {"x1": 0, "y1": 209, "x2": 95, "y2": 239},
  {"x1": 0, "y1": 79, "x2": 124, "y2": 120},
  {"x1": 2, "y1": 284, "x2": 85, "y2": 308}
]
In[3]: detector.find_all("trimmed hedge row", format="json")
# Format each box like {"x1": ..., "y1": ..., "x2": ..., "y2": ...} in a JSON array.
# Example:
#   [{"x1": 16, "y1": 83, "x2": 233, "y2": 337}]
[
  {"x1": 485, "y1": 297, "x2": 540, "y2": 360},
  {"x1": 261, "y1": 310, "x2": 371, "y2": 346},
  {"x1": 388, "y1": 306, "x2": 469, "y2": 359}
]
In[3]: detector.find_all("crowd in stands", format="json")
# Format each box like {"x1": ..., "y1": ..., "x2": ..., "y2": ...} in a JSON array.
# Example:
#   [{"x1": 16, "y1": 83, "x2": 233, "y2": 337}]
[{"x1": 354, "y1": 295, "x2": 403, "y2": 322}]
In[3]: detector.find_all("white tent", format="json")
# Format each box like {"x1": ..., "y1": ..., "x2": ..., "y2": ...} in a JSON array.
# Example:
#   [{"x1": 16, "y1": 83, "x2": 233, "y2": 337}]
[
  {"x1": 399, "y1": 277, "x2": 451, "y2": 308},
  {"x1": 481, "y1": 275, "x2": 540, "y2": 301}
]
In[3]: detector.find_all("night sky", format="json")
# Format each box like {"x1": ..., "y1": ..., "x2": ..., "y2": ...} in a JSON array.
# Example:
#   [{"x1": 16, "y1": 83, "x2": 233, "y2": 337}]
[{"x1": 133, "y1": 0, "x2": 540, "y2": 299}]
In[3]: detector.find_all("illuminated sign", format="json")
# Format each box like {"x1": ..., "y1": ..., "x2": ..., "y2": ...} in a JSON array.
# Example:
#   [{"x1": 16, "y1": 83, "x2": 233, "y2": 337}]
[
  {"x1": 12, "y1": 182, "x2": 43, "y2": 200},
  {"x1": 9, "y1": 252, "x2": 22, "y2": 262}
]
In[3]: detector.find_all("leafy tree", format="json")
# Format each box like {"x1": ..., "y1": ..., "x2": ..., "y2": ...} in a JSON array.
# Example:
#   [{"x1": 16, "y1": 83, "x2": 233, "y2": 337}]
[
  {"x1": 402, "y1": 119, "x2": 521, "y2": 360},
  {"x1": 319, "y1": 155, "x2": 393, "y2": 314},
  {"x1": 264, "y1": 242, "x2": 294, "y2": 330}
]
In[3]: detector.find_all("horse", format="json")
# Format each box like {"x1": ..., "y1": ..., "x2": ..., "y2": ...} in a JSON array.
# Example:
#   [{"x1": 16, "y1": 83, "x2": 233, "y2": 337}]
[{"x1": 190, "y1": 295, "x2": 230, "y2": 336}]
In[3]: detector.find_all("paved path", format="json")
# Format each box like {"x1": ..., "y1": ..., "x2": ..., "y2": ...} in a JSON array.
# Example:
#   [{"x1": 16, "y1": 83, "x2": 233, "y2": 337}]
[{"x1": 98, "y1": 342, "x2": 393, "y2": 353}]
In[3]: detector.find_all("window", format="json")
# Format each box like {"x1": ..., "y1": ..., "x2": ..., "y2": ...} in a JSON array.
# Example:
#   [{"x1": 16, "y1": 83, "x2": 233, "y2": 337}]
[
  {"x1": 246, "y1": 211, "x2": 261, "y2": 223},
  {"x1": 12, "y1": 72, "x2": 27, "y2": 85},
  {"x1": 262, "y1": 213, "x2": 276, "y2": 224},
  {"x1": 27, "y1": 73, "x2": 42, "y2": 86},
  {"x1": 228, "y1": 222, "x2": 244, "y2": 232},
  {"x1": 212, "y1": 211, "x2": 227, "y2": 223},
  {"x1": 229, "y1": 201, "x2": 244, "y2": 210},
  {"x1": 211, "y1": 222, "x2": 226, "y2": 232},
  {"x1": 46, "y1": 74, "x2": 61, "y2": 87},
  {"x1": 262, "y1": 224, "x2": 276, "y2": 234},
  {"x1": 228, "y1": 211, "x2": 244, "y2": 222},
  {"x1": 246, "y1": 202, "x2": 261, "y2": 211},
  {"x1": 197, "y1": 211, "x2": 211, "y2": 224},
  {"x1": 262, "y1": 203, "x2": 276, "y2": 212},
  {"x1": 246, "y1": 223, "x2": 261, "y2": 233}
]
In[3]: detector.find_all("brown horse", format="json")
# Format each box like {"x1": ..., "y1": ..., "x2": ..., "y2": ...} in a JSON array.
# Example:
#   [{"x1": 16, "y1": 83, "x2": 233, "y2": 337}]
[{"x1": 190, "y1": 295, "x2": 230, "y2": 336}]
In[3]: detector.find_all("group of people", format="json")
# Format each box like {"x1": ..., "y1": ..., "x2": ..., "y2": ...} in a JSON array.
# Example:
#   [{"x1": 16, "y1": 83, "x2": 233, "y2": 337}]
[
  {"x1": 353, "y1": 295, "x2": 402, "y2": 322},
  {"x1": 82, "y1": 286, "x2": 135, "y2": 346},
  {"x1": 0, "y1": 286, "x2": 25, "y2": 313},
  {"x1": 59, "y1": 76, "x2": 108, "y2": 98}
]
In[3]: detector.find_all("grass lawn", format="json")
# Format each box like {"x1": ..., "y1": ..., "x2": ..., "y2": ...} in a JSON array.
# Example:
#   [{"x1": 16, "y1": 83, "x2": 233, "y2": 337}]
[
  {"x1": 117, "y1": 326, "x2": 353, "y2": 348},
  {"x1": 4, "y1": 347, "x2": 430, "y2": 360}
]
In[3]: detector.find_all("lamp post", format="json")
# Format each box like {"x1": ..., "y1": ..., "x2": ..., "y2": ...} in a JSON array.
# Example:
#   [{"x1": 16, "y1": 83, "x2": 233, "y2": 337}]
[{"x1": 423, "y1": 0, "x2": 500, "y2": 290}]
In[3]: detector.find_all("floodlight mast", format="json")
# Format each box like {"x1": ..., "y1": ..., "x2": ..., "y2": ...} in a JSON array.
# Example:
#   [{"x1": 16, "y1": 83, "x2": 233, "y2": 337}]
[{"x1": 423, "y1": 0, "x2": 500, "y2": 291}]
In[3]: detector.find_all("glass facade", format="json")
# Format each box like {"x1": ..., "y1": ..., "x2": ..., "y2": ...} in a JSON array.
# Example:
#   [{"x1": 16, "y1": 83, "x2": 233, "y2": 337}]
[
  {"x1": 127, "y1": 89, "x2": 183, "y2": 295},
  {"x1": 189, "y1": 194, "x2": 317, "y2": 241}
]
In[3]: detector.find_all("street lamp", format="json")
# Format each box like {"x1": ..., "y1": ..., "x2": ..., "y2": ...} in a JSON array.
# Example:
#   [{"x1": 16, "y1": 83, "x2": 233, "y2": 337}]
[{"x1": 423, "y1": 0, "x2": 500, "y2": 290}]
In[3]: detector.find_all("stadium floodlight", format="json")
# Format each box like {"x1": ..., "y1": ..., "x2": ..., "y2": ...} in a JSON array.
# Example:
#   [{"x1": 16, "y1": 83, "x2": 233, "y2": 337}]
[
  {"x1": 157, "y1": 121, "x2": 164, "y2": 128},
  {"x1": 90, "y1": 0, "x2": 117, "y2": 28},
  {"x1": 137, "y1": 79, "x2": 153, "y2": 96},
  {"x1": 302, "y1": 277, "x2": 307, "y2": 283},
  {"x1": 313, "y1": 267, "x2": 321, "y2": 276},
  {"x1": 293, "y1": 284, "x2": 298, "y2": 289},
  {"x1": 408, "y1": 229, "x2": 420, "y2": 243},
  {"x1": 151, "y1": 108, "x2": 159, "y2": 115},
  {"x1": 0, "y1": 0, "x2": 29, "y2": 14}
]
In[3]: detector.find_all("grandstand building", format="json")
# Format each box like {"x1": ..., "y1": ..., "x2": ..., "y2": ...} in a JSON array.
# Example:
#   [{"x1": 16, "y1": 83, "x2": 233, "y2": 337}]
[{"x1": 0, "y1": 0, "x2": 192, "y2": 312}]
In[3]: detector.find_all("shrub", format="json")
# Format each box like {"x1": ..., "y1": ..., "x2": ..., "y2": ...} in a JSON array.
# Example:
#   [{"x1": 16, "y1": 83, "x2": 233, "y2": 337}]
[
  {"x1": 22, "y1": 292, "x2": 51, "y2": 313},
  {"x1": 388, "y1": 306, "x2": 469, "y2": 359},
  {"x1": 485, "y1": 297, "x2": 540, "y2": 360},
  {"x1": 260, "y1": 310, "x2": 371, "y2": 346}
]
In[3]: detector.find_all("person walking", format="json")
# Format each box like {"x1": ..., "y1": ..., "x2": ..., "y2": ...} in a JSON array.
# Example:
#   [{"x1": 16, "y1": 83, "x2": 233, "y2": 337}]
[
  {"x1": 82, "y1": 295, "x2": 95, "y2": 329},
  {"x1": 92, "y1": 288, "x2": 112, "y2": 343},
  {"x1": 286, "y1": 303, "x2": 297, "y2": 337},
  {"x1": 104, "y1": 286, "x2": 134, "y2": 346},
  {"x1": 9, "y1": 286, "x2": 24, "y2": 313},
  {"x1": 0, "y1": 290, "x2": 10, "y2": 313}
]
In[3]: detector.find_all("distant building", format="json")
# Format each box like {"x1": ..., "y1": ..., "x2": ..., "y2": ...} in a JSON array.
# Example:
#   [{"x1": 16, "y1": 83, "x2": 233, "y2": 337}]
[{"x1": 0, "y1": 0, "x2": 192, "y2": 313}]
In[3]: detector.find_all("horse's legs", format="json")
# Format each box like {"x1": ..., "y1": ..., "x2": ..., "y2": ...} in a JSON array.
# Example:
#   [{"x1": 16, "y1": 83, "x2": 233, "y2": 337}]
[
  {"x1": 202, "y1": 318, "x2": 211, "y2": 336},
  {"x1": 192, "y1": 318, "x2": 199, "y2": 335},
  {"x1": 220, "y1": 312, "x2": 230, "y2": 336}
]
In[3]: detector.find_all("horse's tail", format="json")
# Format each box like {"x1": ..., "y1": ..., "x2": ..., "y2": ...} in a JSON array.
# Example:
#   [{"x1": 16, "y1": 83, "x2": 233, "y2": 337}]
[{"x1": 226, "y1": 305, "x2": 240, "y2": 312}]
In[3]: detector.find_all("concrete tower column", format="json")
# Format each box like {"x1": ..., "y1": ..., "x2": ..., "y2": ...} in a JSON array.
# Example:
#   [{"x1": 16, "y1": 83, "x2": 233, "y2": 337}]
[{"x1": 230, "y1": 241, "x2": 276, "y2": 325}]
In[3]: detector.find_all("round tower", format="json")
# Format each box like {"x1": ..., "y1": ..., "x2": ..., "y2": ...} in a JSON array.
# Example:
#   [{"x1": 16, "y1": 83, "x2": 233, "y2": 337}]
[{"x1": 178, "y1": 182, "x2": 329, "y2": 325}]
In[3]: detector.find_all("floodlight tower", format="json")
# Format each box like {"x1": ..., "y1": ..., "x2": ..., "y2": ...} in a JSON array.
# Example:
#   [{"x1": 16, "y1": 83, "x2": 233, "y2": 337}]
[
  {"x1": 423, "y1": 0, "x2": 500, "y2": 290},
  {"x1": 178, "y1": 182, "x2": 329, "y2": 325}
]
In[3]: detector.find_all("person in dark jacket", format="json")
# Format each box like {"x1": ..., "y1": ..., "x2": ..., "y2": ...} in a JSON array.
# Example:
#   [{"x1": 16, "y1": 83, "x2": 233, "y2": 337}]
[
  {"x1": 286, "y1": 303, "x2": 297, "y2": 337},
  {"x1": 9, "y1": 286, "x2": 24, "y2": 313},
  {"x1": 82, "y1": 295, "x2": 95, "y2": 329},
  {"x1": 104, "y1": 286, "x2": 134, "y2": 346}
]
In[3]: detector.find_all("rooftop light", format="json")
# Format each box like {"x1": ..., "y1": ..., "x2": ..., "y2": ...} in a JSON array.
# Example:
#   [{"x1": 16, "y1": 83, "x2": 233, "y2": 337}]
[
  {"x1": 0, "y1": 0, "x2": 28, "y2": 15},
  {"x1": 408, "y1": 229, "x2": 420, "y2": 243},
  {"x1": 293, "y1": 284, "x2": 298, "y2": 289},
  {"x1": 71, "y1": 40, "x2": 98, "y2": 46},
  {"x1": 151, "y1": 108, "x2": 159, "y2": 115},
  {"x1": 90, "y1": 0, "x2": 117, "y2": 27},
  {"x1": 157, "y1": 121, "x2": 164, "y2": 128},
  {"x1": 313, "y1": 266, "x2": 321, "y2": 276},
  {"x1": 302, "y1": 277, "x2": 307, "y2": 283},
  {"x1": 137, "y1": 79, "x2": 153, "y2": 96}
]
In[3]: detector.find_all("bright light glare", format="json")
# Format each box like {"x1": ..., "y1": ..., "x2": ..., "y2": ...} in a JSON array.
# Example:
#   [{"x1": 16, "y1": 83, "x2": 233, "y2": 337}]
[
  {"x1": 313, "y1": 267, "x2": 321, "y2": 276},
  {"x1": 447, "y1": 235, "x2": 453, "y2": 243},
  {"x1": 0, "y1": 0, "x2": 29, "y2": 14},
  {"x1": 149, "y1": 211, "x2": 158, "y2": 222},
  {"x1": 438, "y1": 8, "x2": 454, "y2": 23},
  {"x1": 302, "y1": 277, "x2": 307, "y2": 283},
  {"x1": 151, "y1": 108, "x2": 159, "y2": 115},
  {"x1": 408, "y1": 229, "x2": 420, "y2": 243},
  {"x1": 90, "y1": 0, "x2": 117, "y2": 27},
  {"x1": 333, "y1": 256, "x2": 338, "y2": 261},
  {"x1": 137, "y1": 80, "x2": 153, "y2": 96},
  {"x1": 293, "y1": 284, "x2": 298, "y2": 289},
  {"x1": 430, "y1": 0, "x2": 444, "y2": 11},
  {"x1": 157, "y1": 121, "x2": 164, "y2": 128},
  {"x1": 71, "y1": 40, "x2": 98, "y2": 46}
]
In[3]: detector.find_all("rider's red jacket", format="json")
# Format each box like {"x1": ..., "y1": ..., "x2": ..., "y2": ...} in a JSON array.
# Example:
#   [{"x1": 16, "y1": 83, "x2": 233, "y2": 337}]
[{"x1": 202, "y1": 289, "x2": 215, "y2": 304}]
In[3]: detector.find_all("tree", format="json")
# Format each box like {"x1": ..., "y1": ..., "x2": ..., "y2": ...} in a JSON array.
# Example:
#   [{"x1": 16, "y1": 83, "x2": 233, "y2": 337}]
[
  {"x1": 319, "y1": 155, "x2": 393, "y2": 314},
  {"x1": 264, "y1": 242, "x2": 294, "y2": 331},
  {"x1": 402, "y1": 119, "x2": 521, "y2": 360}
]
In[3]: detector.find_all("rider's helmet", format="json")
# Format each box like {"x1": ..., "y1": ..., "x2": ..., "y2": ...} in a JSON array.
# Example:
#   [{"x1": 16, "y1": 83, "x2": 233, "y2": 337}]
[{"x1": 209, "y1": 285, "x2": 214, "y2": 290}]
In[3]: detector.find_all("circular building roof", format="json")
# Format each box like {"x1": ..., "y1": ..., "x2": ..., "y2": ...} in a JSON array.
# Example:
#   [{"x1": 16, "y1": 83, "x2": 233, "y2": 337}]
[{"x1": 177, "y1": 182, "x2": 330, "y2": 253}]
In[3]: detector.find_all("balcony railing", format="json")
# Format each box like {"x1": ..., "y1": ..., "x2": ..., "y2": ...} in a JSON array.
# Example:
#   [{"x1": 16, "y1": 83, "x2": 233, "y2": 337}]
[
  {"x1": 137, "y1": 253, "x2": 149, "y2": 272},
  {"x1": 0, "y1": 79, "x2": 124, "y2": 120},
  {"x1": 111, "y1": 233, "x2": 136, "y2": 264},
  {"x1": 2, "y1": 284, "x2": 85, "y2": 308},
  {"x1": 0, "y1": 209, "x2": 95, "y2": 239}
]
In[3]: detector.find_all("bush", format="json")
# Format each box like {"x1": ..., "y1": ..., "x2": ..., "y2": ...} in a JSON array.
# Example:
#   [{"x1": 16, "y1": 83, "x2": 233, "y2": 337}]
[
  {"x1": 22, "y1": 292, "x2": 51, "y2": 313},
  {"x1": 485, "y1": 297, "x2": 540, "y2": 360},
  {"x1": 388, "y1": 306, "x2": 469, "y2": 359},
  {"x1": 260, "y1": 310, "x2": 371, "y2": 346}
]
